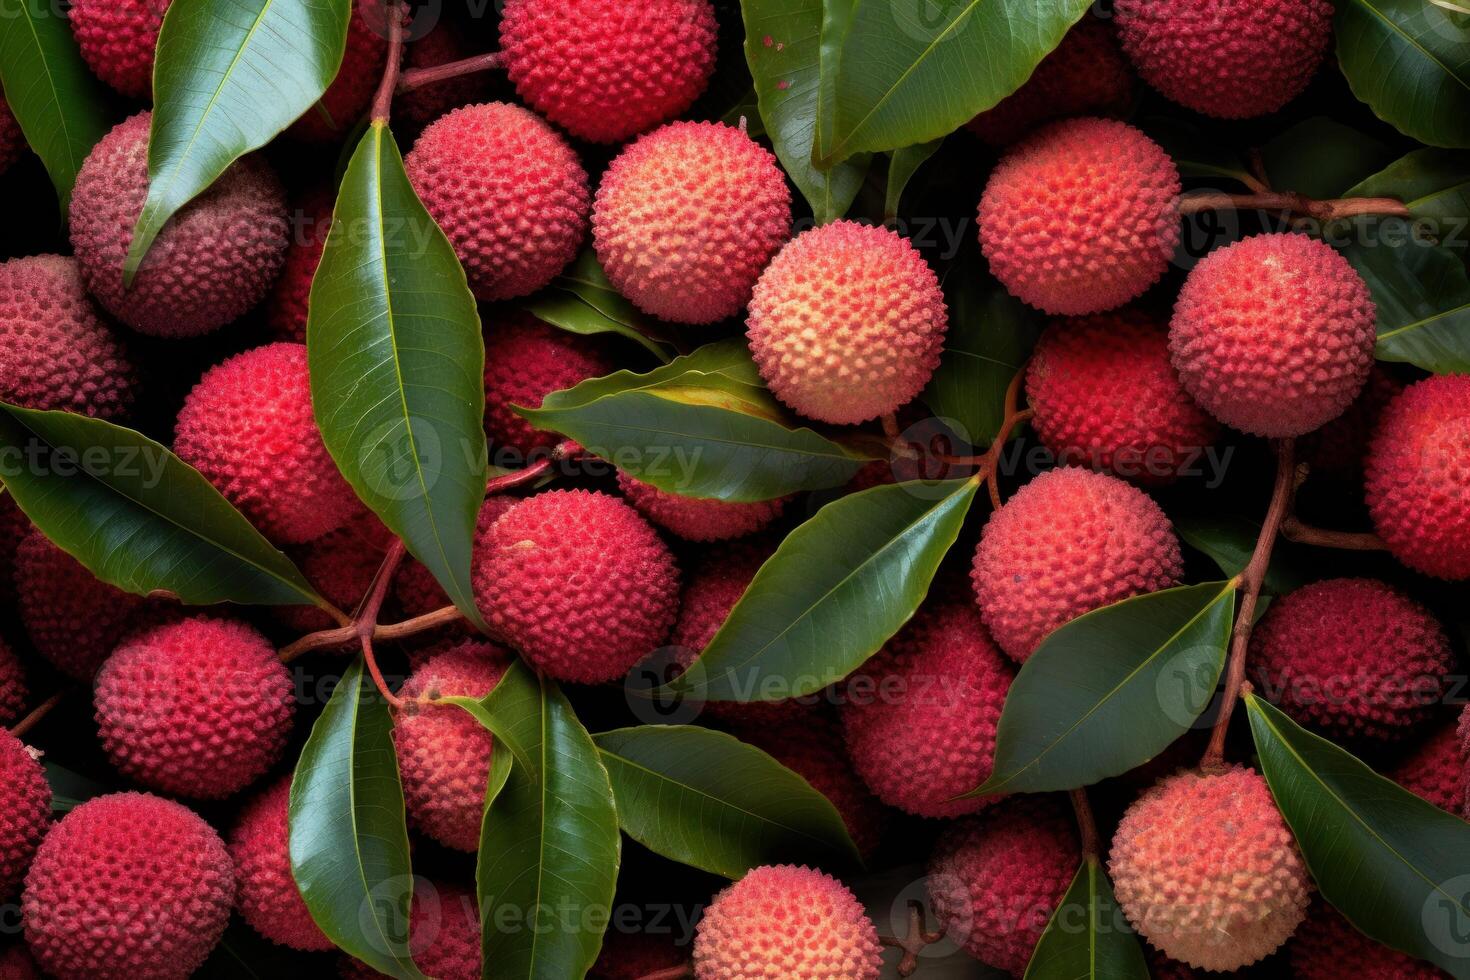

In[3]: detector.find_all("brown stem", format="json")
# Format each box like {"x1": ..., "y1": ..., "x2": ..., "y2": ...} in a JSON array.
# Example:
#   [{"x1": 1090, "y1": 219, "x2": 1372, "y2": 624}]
[
  {"x1": 9, "y1": 692, "x2": 64, "y2": 739},
  {"x1": 1202, "y1": 439, "x2": 1296, "y2": 769},
  {"x1": 397, "y1": 51, "x2": 504, "y2": 93},
  {"x1": 487, "y1": 457, "x2": 553, "y2": 495},
  {"x1": 369, "y1": 2, "x2": 407, "y2": 124},
  {"x1": 1281, "y1": 518, "x2": 1388, "y2": 552},
  {"x1": 375, "y1": 604, "x2": 467, "y2": 641},
  {"x1": 1069, "y1": 788, "x2": 1100, "y2": 860},
  {"x1": 878, "y1": 901, "x2": 945, "y2": 978},
  {"x1": 1244, "y1": 148, "x2": 1271, "y2": 194},
  {"x1": 1178, "y1": 191, "x2": 1412, "y2": 222},
  {"x1": 361, "y1": 634, "x2": 404, "y2": 709},
  {"x1": 984, "y1": 407, "x2": 1033, "y2": 511}
]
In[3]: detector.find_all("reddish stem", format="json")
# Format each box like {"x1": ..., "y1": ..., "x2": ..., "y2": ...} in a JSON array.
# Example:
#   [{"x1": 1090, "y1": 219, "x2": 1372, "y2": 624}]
[
  {"x1": 877, "y1": 901, "x2": 945, "y2": 978},
  {"x1": 1178, "y1": 191, "x2": 1411, "y2": 222},
  {"x1": 9, "y1": 692, "x2": 64, "y2": 739},
  {"x1": 487, "y1": 457, "x2": 553, "y2": 495},
  {"x1": 397, "y1": 51, "x2": 504, "y2": 93},
  {"x1": 1069, "y1": 788, "x2": 1100, "y2": 860},
  {"x1": 1280, "y1": 518, "x2": 1388, "y2": 552},
  {"x1": 377, "y1": 604, "x2": 468, "y2": 641},
  {"x1": 369, "y1": 2, "x2": 407, "y2": 124}
]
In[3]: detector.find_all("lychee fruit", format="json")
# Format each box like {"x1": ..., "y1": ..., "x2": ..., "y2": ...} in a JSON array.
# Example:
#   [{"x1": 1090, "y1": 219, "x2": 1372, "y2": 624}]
[
  {"x1": 1290, "y1": 901, "x2": 1446, "y2": 979},
  {"x1": 395, "y1": 496, "x2": 517, "y2": 623},
  {"x1": 69, "y1": 112, "x2": 289, "y2": 337},
  {"x1": 483, "y1": 313, "x2": 614, "y2": 457},
  {"x1": 266, "y1": 189, "x2": 335, "y2": 344},
  {"x1": 406, "y1": 102, "x2": 589, "y2": 301},
  {"x1": 1304, "y1": 364, "x2": 1403, "y2": 475},
  {"x1": 287, "y1": 0, "x2": 389, "y2": 142},
  {"x1": 747, "y1": 221, "x2": 948, "y2": 425},
  {"x1": 1170, "y1": 233, "x2": 1377, "y2": 438},
  {"x1": 1114, "y1": 0, "x2": 1333, "y2": 119},
  {"x1": 1110, "y1": 766, "x2": 1312, "y2": 971},
  {"x1": 227, "y1": 776, "x2": 333, "y2": 952},
  {"x1": 616, "y1": 471, "x2": 789, "y2": 542},
  {"x1": 927, "y1": 797, "x2": 1080, "y2": 976},
  {"x1": 593, "y1": 121, "x2": 791, "y2": 324},
  {"x1": 399, "y1": 27, "x2": 495, "y2": 131},
  {"x1": 1025, "y1": 307, "x2": 1220, "y2": 485},
  {"x1": 0, "y1": 255, "x2": 137, "y2": 419},
  {"x1": 0, "y1": 638, "x2": 27, "y2": 726},
  {"x1": 23, "y1": 792, "x2": 235, "y2": 979},
  {"x1": 1389, "y1": 723, "x2": 1464, "y2": 815},
  {"x1": 278, "y1": 511, "x2": 394, "y2": 633},
  {"x1": 499, "y1": 0, "x2": 718, "y2": 145},
  {"x1": 174, "y1": 342, "x2": 362, "y2": 545},
  {"x1": 693, "y1": 865, "x2": 882, "y2": 980},
  {"x1": 1248, "y1": 578, "x2": 1452, "y2": 744},
  {"x1": 0, "y1": 97, "x2": 22, "y2": 177},
  {"x1": 841, "y1": 599, "x2": 1013, "y2": 819},
  {"x1": 0, "y1": 489, "x2": 28, "y2": 606},
  {"x1": 972, "y1": 467, "x2": 1184, "y2": 662},
  {"x1": 979, "y1": 117, "x2": 1180, "y2": 316},
  {"x1": 339, "y1": 879, "x2": 481, "y2": 980},
  {"x1": 94, "y1": 615, "x2": 295, "y2": 799},
  {"x1": 591, "y1": 931, "x2": 688, "y2": 980},
  {"x1": 68, "y1": 0, "x2": 168, "y2": 99},
  {"x1": 393, "y1": 641, "x2": 511, "y2": 851},
  {"x1": 1365, "y1": 374, "x2": 1470, "y2": 580},
  {"x1": 473, "y1": 490, "x2": 679, "y2": 683},
  {"x1": 967, "y1": 17, "x2": 1134, "y2": 146},
  {"x1": 0, "y1": 730, "x2": 49, "y2": 902}
]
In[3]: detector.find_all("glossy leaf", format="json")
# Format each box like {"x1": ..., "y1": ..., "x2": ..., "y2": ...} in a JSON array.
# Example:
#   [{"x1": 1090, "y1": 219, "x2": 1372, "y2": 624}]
[
  {"x1": 1262, "y1": 117, "x2": 1395, "y2": 200},
  {"x1": 1176, "y1": 514, "x2": 1311, "y2": 596},
  {"x1": 1342, "y1": 238, "x2": 1470, "y2": 374},
  {"x1": 1336, "y1": 0, "x2": 1470, "y2": 148},
  {"x1": 1349, "y1": 149, "x2": 1470, "y2": 253},
  {"x1": 520, "y1": 249, "x2": 675, "y2": 361},
  {"x1": 885, "y1": 137, "x2": 945, "y2": 223},
  {"x1": 1024, "y1": 859, "x2": 1149, "y2": 980},
  {"x1": 290, "y1": 658, "x2": 422, "y2": 980},
  {"x1": 1247, "y1": 694, "x2": 1470, "y2": 974},
  {"x1": 660, "y1": 479, "x2": 978, "y2": 703},
  {"x1": 309, "y1": 122, "x2": 488, "y2": 631},
  {"x1": 0, "y1": 404, "x2": 321, "y2": 607},
  {"x1": 594, "y1": 726, "x2": 860, "y2": 879},
  {"x1": 978, "y1": 583, "x2": 1235, "y2": 795}
]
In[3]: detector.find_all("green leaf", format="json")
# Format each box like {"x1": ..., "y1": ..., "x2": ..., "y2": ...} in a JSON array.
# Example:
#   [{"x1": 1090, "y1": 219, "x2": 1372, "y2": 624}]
[
  {"x1": 1246, "y1": 694, "x2": 1470, "y2": 975},
  {"x1": 0, "y1": 0, "x2": 111, "y2": 211},
  {"x1": 520, "y1": 250, "x2": 675, "y2": 361},
  {"x1": 1348, "y1": 149, "x2": 1470, "y2": 253},
  {"x1": 593, "y1": 726, "x2": 860, "y2": 879},
  {"x1": 125, "y1": 0, "x2": 352, "y2": 280},
  {"x1": 1176, "y1": 513, "x2": 1311, "y2": 596},
  {"x1": 519, "y1": 340, "x2": 872, "y2": 502},
  {"x1": 978, "y1": 583, "x2": 1235, "y2": 795},
  {"x1": 290, "y1": 658, "x2": 423, "y2": 980},
  {"x1": 1261, "y1": 117, "x2": 1395, "y2": 201},
  {"x1": 820, "y1": 0, "x2": 1092, "y2": 162},
  {"x1": 1144, "y1": 117, "x2": 1253, "y2": 185},
  {"x1": 0, "y1": 404, "x2": 321, "y2": 608},
  {"x1": 1335, "y1": 0, "x2": 1470, "y2": 148},
  {"x1": 309, "y1": 121, "x2": 488, "y2": 632},
  {"x1": 42, "y1": 760, "x2": 108, "y2": 814},
  {"x1": 660, "y1": 479, "x2": 978, "y2": 702},
  {"x1": 1024, "y1": 859, "x2": 1149, "y2": 980},
  {"x1": 885, "y1": 137, "x2": 944, "y2": 223},
  {"x1": 741, "y1": 0, "x2": 870, "y2": 221},
  {"x1": 1341, "y1": 238, "x2": 1470, "y2": 374}
]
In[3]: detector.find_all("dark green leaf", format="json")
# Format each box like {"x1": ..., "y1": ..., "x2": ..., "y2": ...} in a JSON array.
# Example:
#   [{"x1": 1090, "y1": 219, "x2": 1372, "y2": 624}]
[
  {"x1": 1144, "y1": 117, "x2": 1253, "y2": 185},
  {"x1": 1336, "y1": 0, "x2": 1470, "y2": 148},
  {"x1": 1261, "y1": 117, "x2": 1395, "y2": 200},
  {"x1": 1024, "y1": 859, "x2": 1149, "y2": 980},
  {"x1": 42, "y1": 760, "x2": 108, "y2": 814},
  {"x1": 1348, "y1": 149, "x2": 1470, "y2": 253},
  {"x1": 719, "y1": 88, "x2": 765, "y2": 137},
  {"x1": 1176, "y1": 513, "x2": 1311, "y2": 596},
  {"x1": 520, "y1": 250, "x2": 675, "y2": 361},
  {"x1": 885, "y1": 138, "x2": 945, "y2": 223},
  {"x1": 1341, "y1": 238, "x2": 1470, "y2": 374}
]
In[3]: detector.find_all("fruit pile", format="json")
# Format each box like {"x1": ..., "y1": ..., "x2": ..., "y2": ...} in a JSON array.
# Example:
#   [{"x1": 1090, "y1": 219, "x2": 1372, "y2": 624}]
[{"x1": 0, "y1": 0, "x2": 1466, "y2": 978}]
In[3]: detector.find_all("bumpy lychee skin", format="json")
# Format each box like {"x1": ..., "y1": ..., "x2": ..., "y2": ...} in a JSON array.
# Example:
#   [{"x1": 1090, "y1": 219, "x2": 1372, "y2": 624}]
[
  {"x1": 396, "y1": 497, "x2": 517, "y2": 622},
  {"x1": 23, "y1": 793, "x2": 234, "y2": 980},
  {"x1": 483, "y1": 313, "x2": 614, "y2": 456},
  {"x1": 1026, "y1": 308, "x2": 1220, "y2": 485},
  {"x1": 617, "y1": 472, "x2": 788, "y2": 542},
  {"x1": 175, "y1": 343, "x2": 361, "y2": 545},
  {"x1": 1170, "y1": 233, "x2": 1377, "y2": 438},
  {"x1": 842, "y1": 600, "x2": 1013, "y2": 818},
  {"x1": 748, "y1": 221, "x2": 948, "y2": 425},
  {"x1": 0, "y1": 730, "x2": 49, "y2": 902},
  {"x1": 287, "y1": 0, "x2": 388, "y2": 142},
  {"x1": 227, "y1": 777, "x2": 333, "y2": 952},
  {"x1": 0, "y1": 639, "x2": 26, "y2": 727},
  {"x1": 979, "y1": 118, "x2": 1180, "y2": 316},
  {"x1": 972, "y1": 467, "x2": 1184, "y2": 662},
  {"x1": 278, "y1": 511, "x2": 393, "y2": 633},
  {"x1": 1305, "y1": 365, "x2": 1403, "y2": 475},
  {"x1": 69, "y1": 112, "x2": 289, "y2": 337},
  {"x1": 95, "y1": 616, "x2": 295, "y2": 799},
  {"x1": 393, "y1": 642, "x2": 511, "y2": 851},
  {"x1": 266, "y1": 189, "x2": 334, "y2": 344},
  {"x1": 928, "y1": 797, "x2": 1080, "y2": 975},
  {"x1": 399, "y1": 27, "x2": 495, "y2": 131},
  {"x1": 0, "y1": 98, "x2": 22, "y2": 177},
  {"x1": 339, "y1": 880, "x2": 481, "y2": 980},
  {"x1": 1110, "y1": 766, "x2": 1312, "y2": 971},
  {"x1": 1366, "y1": 375, "x2": 1470, "y2": 580},
  {"x1": 473, "y1": 490, "x2": 679, "y2": 683},
  {"x1": 406, "y1": 103, "x2": 589, "y2": 301},
  {"x1": 967, "y1": 17, "x2": 1134, "y2": 146},
  {"x1": 1115, "y1": 0, "x2": 1333, "y2": 120},
  {"x1": 500, "y1": 0, "x2": 718, "y2": 145},
  {"x1": 68, "y1": 0, "x2": 168, "y2": 99},
  {"x1": 694, "y1": 865, "x2": 882, "y2": 980},
  {"x1": 594, "y1": 121, "x2": 792, "y2": 324},
  {"x1": 1390, "y1": 723, "x2": 1464, "y2": 815},
  {"x1": 1291, "y1": 902, "x2": 1446, "y2": 979},
  {"x1": 1248, "y1": 579, "x2": 1451, "y2": 744}
]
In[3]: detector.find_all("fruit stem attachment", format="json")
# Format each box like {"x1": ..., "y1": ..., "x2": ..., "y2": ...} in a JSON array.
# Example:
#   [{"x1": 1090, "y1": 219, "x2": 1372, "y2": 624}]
[
  {"x1": 1069, "y1": 788, "x2": 1100, "y2": 860},
  {"x1": 1178, "y1": 191, "x2": 1412, "y2": 222},
  {"x1": 8, "y1": 691, "x2": 65, "y2": 739},
  {"x1": 397, "y1": 51, "x2": 505, "y2": 93},
  {"x1": 1280, "y1": 517, "x2": 1387, "y2": 552},
  {"x1": 369, "y1": 1, "x2": 408, "y2": 124},
  {"x1": 877, "y1": 900, "x2": 945, "y2": 977},
  {"x1": 1202, "y1": 438, "x2": 1296, "y2": 769}
]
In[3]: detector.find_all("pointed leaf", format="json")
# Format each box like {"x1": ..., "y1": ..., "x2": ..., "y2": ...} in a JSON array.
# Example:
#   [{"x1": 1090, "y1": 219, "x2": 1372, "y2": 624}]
[
  {"x1": 1176, "y1": 514, "x2": 1312, "y2": 596},
  {"x1": 1261, "y1": 117, "x2": 1395, "y2": 201},
  {"x1": 1336, "y1": 0, "x2": 1470, "y2": 148},
  {"x1": 520, "y1": 250, "x2": 675, "y2": 361},
  {"x1": 1341, "y1": 237, "x2": 1470, "y2": 374},
  {"x1": 1024, "y1": 859, "x2": 1149, "y2": 980},
  {"x1": 1348, "y1": 149, "x2": 1470, "y2": 242}
]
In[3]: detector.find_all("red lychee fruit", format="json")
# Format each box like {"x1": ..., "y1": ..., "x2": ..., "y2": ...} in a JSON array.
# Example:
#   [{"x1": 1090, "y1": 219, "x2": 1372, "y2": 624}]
[
  {"x1": 1248, "y1": 578, "x2": 1452, "y2": 744},
  {"x1": 0, "y1": 730, "x2": 49, "y2": 902},
  {"x1": 69, "y1": 112, "x2": 289, "y2": 337},
  {"x1": 841, "y1": 600, "x2": 1013, "y2": 819},
  {"x1": 979, "y1": 117, "x2": 1180, "y2": 316},
  {"x1": 483, "y1": 313, "x2": 614, "y2": 457},
  {"x1": 278, "y1": 511, "x2": 394, "y2": 633},
  {"x1": 1291, "y1": 902, "x2": 1446, "y2": 979},
  {"x1": 393, "y1": 641, "x2": 511, "y2": 851},
  {"x1": 406, "y1": 102, "x2": 589, "y2": 301},
  {"x1": 227, "y1": 776, "x2": 333, "y2": 952},
  {"x1": 0, "y1": 638, "x2": 26, "y2": 727},
  {"x1": 591, "y1": 931, "x2": 688, "y2": 980},
  {"x1": 473, "y1": 490, "x2": 679, "y2": 683},
  {"x1": 1365, "y1": 374, "x2": 1470, "y2": 580},
  {"x1": 399, "y1": 27, "x2": 496, "y2": 131},
  {"x1": 0, "y1": 255, "x2": 137, "y2": 419},
  {"x1": 1026, "y1": 307, "x2": 1220, "y2": 485},
  {"x1": 68, "y1": 0, "x2": 169, "y2": 99},
  {"x1": 94, "y1": 615, "x2": 294, "y2": 799},
  {"x1": 499, "y1": 0, "x2": 718, "y2": 145},
  {"x1": 0, "y1": 98, "x2": 22, "y2": 177},
  {"x1": 266, "y1": 189, "x2": 335, "y2": 344},
  {"x1": 972, "y1": 467, "x2": 1184, "y2": 662},
  {"x1": 1170, "y1": 233, "x2": 1377, "y2": 438},
  {"x1": 395, "y1": 496, "x2": 517, "y2": 624},
  {"x1": 748, "y1": 221, "x2": 948, "y2": 425},
  {"x1": 593, "y1": 121, "x2": 791, "y2": 324},
  {"x1": 1115, "y1": 0, "x2": 1333, "y2": 119},
  {"x1": 927, "y1": 797, "x2": 1080, "y2": 975},
  {"x1": 339, "y1": 879, "x2": 481, "y2": 980},
  {"x1": 175, "y1": 342, "x2": 361, "y2": 545},
  {"x1": 23, "y1": 792, "x2": 234, "y2": 979},
  {"x1": 287, "y1": 0, "x2": 389, "y2": 142},
  {"x1": 693, "y1": 865, "x2": 882, "y2": 980},
  {"x1": 967, "y1": 17, "x2": 1134, "y2": 146},
  {"x1": 1389, "y1": 723, "x2": 1464, "y2": 815},
  {"x1": 616, "y1": 472, "x2": 789, "y2": 542},
  {"x1": 0, "y1": 944, "x2": 39, "y2": 980},
  {"x1": 1110, "y1": 766, "x2": 1312, "y2": 971},
  {"x1": 1304, "y1": 365, "x2": 1404, "y2": 475}
]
